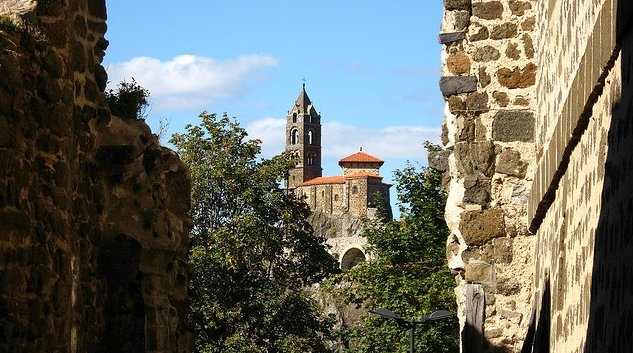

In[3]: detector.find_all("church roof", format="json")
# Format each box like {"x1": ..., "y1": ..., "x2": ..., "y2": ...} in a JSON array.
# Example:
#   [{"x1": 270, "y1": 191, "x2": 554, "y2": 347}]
[
  {"x1": 294, "y1": 83, "x2": 312, "y2": 113},
  {"x1": 300, "y1": 172, "x2": 389, "y2": 186},
  {"x1": 338, "y1": 150, "x2": 384, "y2": 165},
  {"x1": 301, "y1": 176, "x2": 345, "y2": 186}
]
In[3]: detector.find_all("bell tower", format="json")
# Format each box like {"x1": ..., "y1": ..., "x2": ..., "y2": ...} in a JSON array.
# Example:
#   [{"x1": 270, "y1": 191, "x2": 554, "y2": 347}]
[{"x1": 285, "y1": 83, "x2": 322, "y2": 190}]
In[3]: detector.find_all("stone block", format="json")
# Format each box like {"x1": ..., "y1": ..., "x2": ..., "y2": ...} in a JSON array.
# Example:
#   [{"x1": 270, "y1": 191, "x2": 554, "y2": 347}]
[
  {"x1": 469, "y1": 22, "x2": 489, "y2": 41},
  {"x1": 444, "y1": 0, "x2": 472, "y2": 11},
  {"x1": 456, "y1": 116, "x2": 475, "y2": 142},
  {"x1": 496, "y1": 148, "x2": 528, "y2": 177},
  {"x1": 454, "y1": 10, "x2": 471, "y2": 31},
  {"x1": 492, "y1": 237, "x2": 513, "y2": 263},
  {"x1": 506, "y1": 43, "x2": 521, "y2": 60},
  {"x1": 453, "y1": 141, "x2": 496, "y2": 177},
  {"x1": 479, "y1": 67, "x2": 491, "y2": 88},
  {"x1": 493, "y1": 91, "x2": 509, "y2": 107},
  {"x1": 447, "y1": 52, "x2": 471, "y2": 75},
  {"x1": 473, "y1": 45, "x2": 500, "y2": 62},
  {"x1": 490, "y1": 22, "x2": 518, "y2": 40},
  {"x1": 447, "y1": 96, "x2": 465, "y2": 112},
  {"x1": 492, "y1": 110, "x2": 535, "y2": 142},
  {"x1": 523, "y1": 33, "x2": 534, "y2": 59},
  {"x1": 466, "y1": 92, "x2": 489, "y2": 112},
  {"x1": 509, "y1": 1, "x2": 532, "y2": 16},
  {"x1": 428, "y1": 150, "x2": 451, "y2": 172},
  {"x1": 439, "y1": 31, "x2": 466, "y2": 44},
  {"x1": 497, "y1": 63, "x2": 537, "y2": 88},
  {"x1": 463, "y1": 175, "x2": 491, "y2": 205},
  {"x1": 472, "y1": 1, "x2": 504, "y2": 20},
  {"x1": 460, "y1": 208, "x2": 506, "y2": 246},
  {"x1": 440, "y1": 76, "x2": 478, "y2": 96},
  {"x1": 464, "y1": 260, "x2": 493, "y2": 283}
]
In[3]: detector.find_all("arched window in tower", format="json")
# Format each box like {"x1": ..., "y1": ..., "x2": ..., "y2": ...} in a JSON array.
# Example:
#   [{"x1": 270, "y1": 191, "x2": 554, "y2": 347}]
[
  {"x1": 308, "y1": 130, "x2": 313, "y2": 145},
  {"x1": 352, "y1": 186, "x2": 358, "y2": 194},
  {"x1": 291, "y1": 129, "x2": 299, "y2": 144},
  {"x1": 292, "y1": 112, "x2": 297, "y2": 123},
  {"x1": 307, "y1": 154, "x2": 314, "y2": 166}
]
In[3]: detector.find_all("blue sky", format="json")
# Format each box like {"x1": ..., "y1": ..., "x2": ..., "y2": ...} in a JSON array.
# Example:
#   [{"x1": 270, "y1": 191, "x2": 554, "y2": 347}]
[{"x1": 104, "y1": 1, "x2": 446, "y2": 211}]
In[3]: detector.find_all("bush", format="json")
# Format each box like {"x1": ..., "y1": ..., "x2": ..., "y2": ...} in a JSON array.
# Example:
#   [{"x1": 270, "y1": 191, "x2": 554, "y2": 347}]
[{"x1": 105, "y1": 78, "x2": 149, "y2": 120}]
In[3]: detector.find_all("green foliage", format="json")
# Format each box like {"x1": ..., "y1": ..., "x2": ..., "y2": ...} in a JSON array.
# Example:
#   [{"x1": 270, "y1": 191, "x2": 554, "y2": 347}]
[
  {"x1": 0, "y1": 16, "x2": 19, "y2": 32},
  {"x1": 105, "y1": 78, "x2": 149, "y2": 120},
  {"x1": 325, "y1": 163, "x2": 459, "y2": 353},
  {"x1": 171, "y1": 113, "x2": 339, "y2": 353}
]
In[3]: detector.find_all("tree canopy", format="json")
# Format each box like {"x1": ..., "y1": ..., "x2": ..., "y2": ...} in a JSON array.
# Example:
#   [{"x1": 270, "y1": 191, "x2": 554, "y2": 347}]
[
  {"x1": 171, "y1": 113, "x2": 339, "y2": 353},
  {"x1": 326, "y1": 163, "x2": 459, "y2": 353}
]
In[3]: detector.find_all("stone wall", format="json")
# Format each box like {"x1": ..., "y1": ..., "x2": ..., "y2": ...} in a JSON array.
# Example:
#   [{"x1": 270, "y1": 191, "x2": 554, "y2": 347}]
[
  {"x1": 526, "y1": 1, "x2": 633, "y2": 352},
  {"x1": 439, "y1": 0, "x2": 537, "y2": 351},
  {"x1": 0, "y1": 1, "x2": 191, "y2": 352},
  {"x1": 441, "y1": 0, "x2": 633, "y2": 352}
]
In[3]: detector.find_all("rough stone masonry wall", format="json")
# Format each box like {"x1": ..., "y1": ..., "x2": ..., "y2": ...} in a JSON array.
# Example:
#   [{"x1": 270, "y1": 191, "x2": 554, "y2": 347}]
[
  {"x1": 526, "y1": 1, "x2": 633, "y2": 352},
  {"x1": 439, "y1": 0, "x2": 537, "y2": 351},
  {"x1": 0, "y1": 1, "x2": 191, "y2": 353}
]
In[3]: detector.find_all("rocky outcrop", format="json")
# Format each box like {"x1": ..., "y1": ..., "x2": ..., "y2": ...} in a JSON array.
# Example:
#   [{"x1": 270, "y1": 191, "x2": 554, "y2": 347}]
[{"x1": 0, "y1": 2, "x2": 191, "y2": 352}]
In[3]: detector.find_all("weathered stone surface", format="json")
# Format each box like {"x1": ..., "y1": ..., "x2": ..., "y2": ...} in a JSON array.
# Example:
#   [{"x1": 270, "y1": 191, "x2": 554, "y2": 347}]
[
  {"x1": 492, "y1": 237, "x2": 514, "y2": 263},
  {"x1": 497, "y1": 63, "x2": 537, "y2": 88},
  {"x1": 441, "y1": 123, "x2": 449, "y2": 146},
  {"x1": 456, "y1": 116, "x2": 476, "y2": 142},
  {"x1": 454, "y1": 10, "x2": 471, "y2": 31},
  {"x1": 490, "y1": 22, "x2": 518, "y2": 40},
  {"x1": 470, "y1": 22, "x2": 490, "y2": 41},
  {"x1": 447, "y1": 52, "x2": 471, "y2": 75},
  {"x1": 439, "y1": 31, "x2": 466, "y2": 44},
  {"x1": 440, "y1": 76, "x2": 478, "y2": 96},
  {"x1": 506, "y1": 42, "x2": 521, "y2": 60},
  {"x1": 492, "y1": 111, "x2": 535, "y2": 142},
  {"x1": 465, "y1": 260, "x2": 494, "y2": 283},
  {"x1": 463, "y1": 175, "x2": 491, "y2": 205},
  {"x1": 493, "y1": 91, "x2": 509, "y2": 107},
  {"x1": 509, "y1": 0, "x2": 532, "y2": 16},
  {"x1": 454, "y1": 141, "x2": 496, "y2": 177},
  {"x1": 460, "y1": 208, "x2": 506, "y2": 246},
  {"x1": 513, "y1": 96, "x2": 529, "y2": 106},
  {"x1": 448, "y1": 96, "x2": 466, "y2": 112},
  {"x1": 0, "y1": 2, "x2": 192, "y2": 353},
  {"x1": 496, "y1": 148, "x2": 528, "y2": 177},
  {"x1": 521, "y1": 16, "x2": 536, "y2": 31},
  {"x1": 479, "y1": 66, "x2": 491, "y2": 88},
  {"x1": 428, "y1": 149, "x2": 451, "y2": 172},
  {"x1": 523, "y1": 33, "x2": 534, "y2": 58},
  {"x1": 444, "y1": 0, "x2": 472, "y2": 11},
  {"x1": 466, "y1": 92, "x2": 489, "y2": 112},
  {"x1": 472, "y1": 1, "x2": 504, "y2": 20},
  {"x1": 473, "y1": 45, "x2": 500, "y2": 62}
]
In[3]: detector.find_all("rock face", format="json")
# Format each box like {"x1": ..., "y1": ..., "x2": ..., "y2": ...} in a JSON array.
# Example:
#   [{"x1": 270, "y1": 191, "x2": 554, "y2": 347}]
[
  {"x1": 440, "y1": 0, "x2": 633, "y2": 352},
  {"x1": 0, "y1": 2, "x2": 191, "y2": 353}
]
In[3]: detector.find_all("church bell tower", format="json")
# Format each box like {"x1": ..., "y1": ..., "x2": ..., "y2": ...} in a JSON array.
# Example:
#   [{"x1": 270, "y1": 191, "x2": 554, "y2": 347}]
[{"x1": 285, "y1": 84, "x2": 322, "y2": 190}]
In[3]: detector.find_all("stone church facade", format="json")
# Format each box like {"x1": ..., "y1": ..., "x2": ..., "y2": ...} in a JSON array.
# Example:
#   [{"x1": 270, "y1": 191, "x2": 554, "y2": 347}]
[{"x1": 284, "y1": 86, "x2": 392, "y2": 269}]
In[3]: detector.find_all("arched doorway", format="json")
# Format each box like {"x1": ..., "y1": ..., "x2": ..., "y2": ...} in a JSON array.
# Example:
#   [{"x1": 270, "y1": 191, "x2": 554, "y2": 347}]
[{"x1": 340, "y1": 248, "x2": 366, "y2": 270}]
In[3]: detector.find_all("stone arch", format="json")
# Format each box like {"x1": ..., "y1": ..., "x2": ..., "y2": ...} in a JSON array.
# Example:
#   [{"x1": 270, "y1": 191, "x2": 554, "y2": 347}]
[
  {"x1": 340, "y1": 247, "x2": 366, "y2": 270},
  {"x1": 291, "y1": 129, "x2": 299, "y2": 144}
]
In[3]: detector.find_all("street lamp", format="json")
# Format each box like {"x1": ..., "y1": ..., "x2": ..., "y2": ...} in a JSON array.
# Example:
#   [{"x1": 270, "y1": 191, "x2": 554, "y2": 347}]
[{"x1": 369, "y1": 308, "x2": 452, "y2": 353}]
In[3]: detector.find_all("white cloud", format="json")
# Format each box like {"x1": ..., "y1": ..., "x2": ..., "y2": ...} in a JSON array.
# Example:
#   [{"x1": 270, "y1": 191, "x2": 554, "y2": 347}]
[
  {"x1": 245, "y1": 118, "x2": 441, "y2": 162},
  {"x1": 106, "y1": 54, "x2": 278, "y2": 111}
]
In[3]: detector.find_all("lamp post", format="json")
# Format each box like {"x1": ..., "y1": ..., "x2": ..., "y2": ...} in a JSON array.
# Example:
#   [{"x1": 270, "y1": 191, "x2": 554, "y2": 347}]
[{"x1": 369, "y1": 308, "x2": 452, "y2": 353}]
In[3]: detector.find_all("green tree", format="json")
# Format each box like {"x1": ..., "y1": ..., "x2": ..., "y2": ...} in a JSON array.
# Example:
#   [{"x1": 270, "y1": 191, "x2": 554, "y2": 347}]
[
  {"x1": 171, "y1": 113, "x2": 339, "y2": 353},
  {"x1": 326, "y1": 162, "x2": 459, "y2": 353}
]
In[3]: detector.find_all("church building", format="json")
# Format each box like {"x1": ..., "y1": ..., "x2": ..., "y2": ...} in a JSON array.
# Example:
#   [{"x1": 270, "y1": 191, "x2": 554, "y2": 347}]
[{"x1": 284, "y1": 85, "x2": 392, "y2": 268}]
